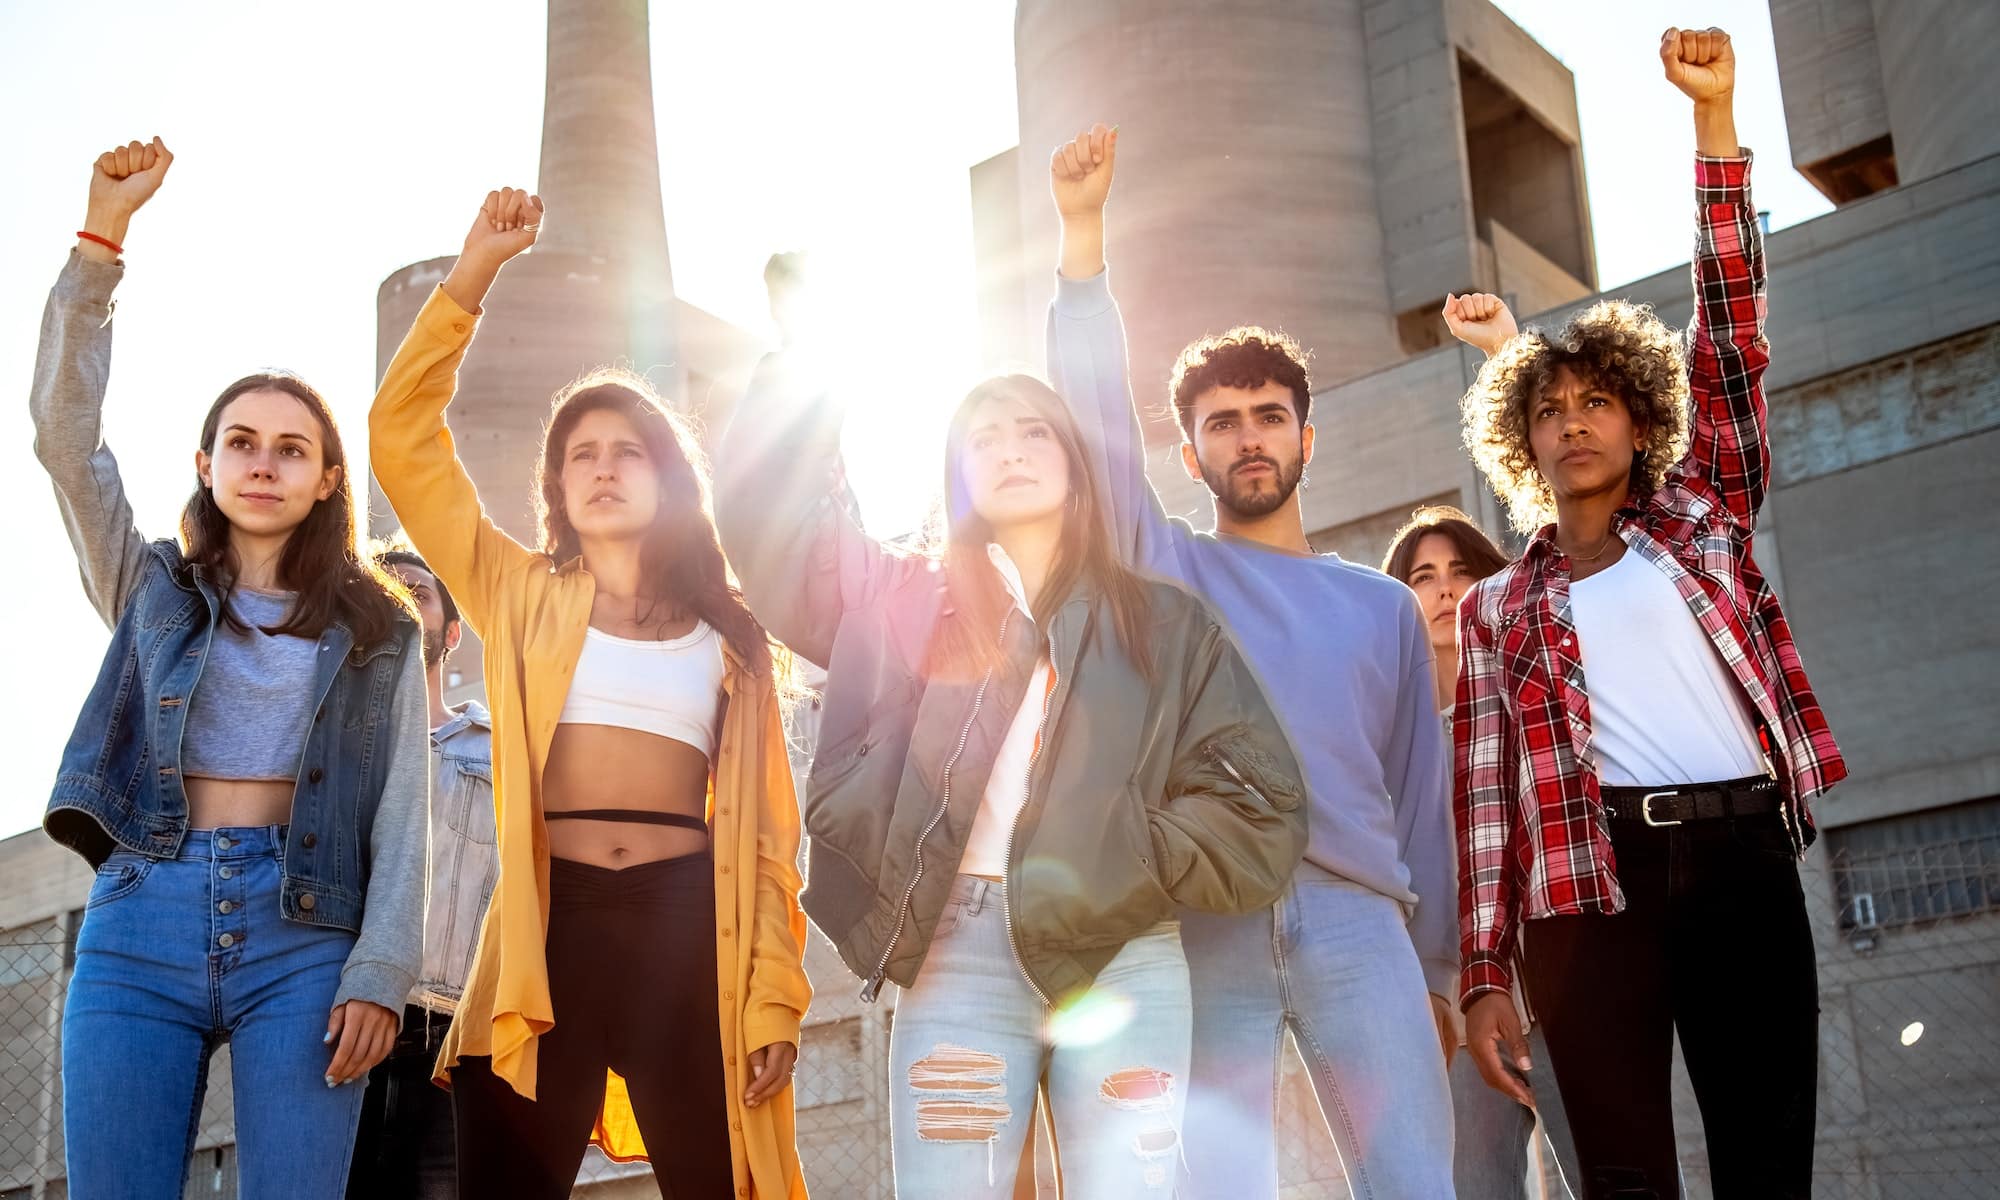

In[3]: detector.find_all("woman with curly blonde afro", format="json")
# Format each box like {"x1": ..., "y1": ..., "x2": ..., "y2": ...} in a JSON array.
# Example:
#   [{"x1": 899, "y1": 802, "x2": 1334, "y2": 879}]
[{"x1": 1435, "y1": 26, "x2": 1845, "y2": 1200}]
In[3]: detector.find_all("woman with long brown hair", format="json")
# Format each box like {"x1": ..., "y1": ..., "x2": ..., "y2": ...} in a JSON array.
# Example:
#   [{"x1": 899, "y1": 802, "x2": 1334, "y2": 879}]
[
  {"x1": 36, "y1": 138, "x2": 428, "y2": 1200},
  {"x1": 369, "y1": 188, "x2": 810, "y2": 1198},
  {"x1": 718, "y1": 345, "x2": 1309, "y2": 1196}
]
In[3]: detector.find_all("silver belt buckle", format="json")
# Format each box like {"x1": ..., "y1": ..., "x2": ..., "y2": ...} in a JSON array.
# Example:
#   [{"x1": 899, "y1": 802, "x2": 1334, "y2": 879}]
[{"x1": 1641, "y1": 790, "x2": 1683, "y2": 827}]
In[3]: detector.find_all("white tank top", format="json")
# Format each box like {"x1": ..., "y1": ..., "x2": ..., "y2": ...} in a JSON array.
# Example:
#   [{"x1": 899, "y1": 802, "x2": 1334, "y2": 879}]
[
  {"x1": 1568, "y1": 549, "x2": 1768, "y2": 788},
  {"x1": 557, "y1": 621, "x2": 726, "y2": 760}
]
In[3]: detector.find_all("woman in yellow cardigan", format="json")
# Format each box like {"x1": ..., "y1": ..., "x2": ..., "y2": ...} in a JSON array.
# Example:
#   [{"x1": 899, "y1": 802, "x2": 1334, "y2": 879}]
[{"x1": 369, "y1": 187, "x2": 811, "y2": 1199}]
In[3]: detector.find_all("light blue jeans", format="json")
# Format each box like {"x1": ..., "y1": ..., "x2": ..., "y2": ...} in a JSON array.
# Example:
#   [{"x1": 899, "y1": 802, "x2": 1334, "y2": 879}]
[
  {"x1": 62, "y1": 826, "x2": 366, "y2": 1200},
  {"x1": 1450, "y1": 1025, "x2": 1581, "y2": 1199},
  {"x1": 1179, "y1": 866, "x2": 1455, "y2": 1199},
  {"x1": 888, "y1": 876, "x2": 1191, "y2": 1199}
]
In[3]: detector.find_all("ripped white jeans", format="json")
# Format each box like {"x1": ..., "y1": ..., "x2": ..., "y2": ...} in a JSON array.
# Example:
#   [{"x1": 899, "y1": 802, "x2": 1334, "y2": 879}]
[{"x1": 888, "y1": 875, "x2": 1191, "y2": 1199}]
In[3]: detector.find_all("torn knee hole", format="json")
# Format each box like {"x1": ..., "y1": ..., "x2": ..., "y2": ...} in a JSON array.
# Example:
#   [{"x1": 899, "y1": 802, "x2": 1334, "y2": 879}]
[
  {"x1": 1099, "y1": 1065, "x2": 1175, "y2": 1111},
  {"x1": 910, "y1": 1044, "x2": 1012, "y2": 1142}
]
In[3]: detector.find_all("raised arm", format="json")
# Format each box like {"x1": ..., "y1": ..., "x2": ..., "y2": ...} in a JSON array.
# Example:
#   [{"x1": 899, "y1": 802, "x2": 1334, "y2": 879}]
[
  {"x1": 1663, "y1": 27, "x2": 1771, "y2": 526},
  {"x1": 714, "y1": 350, "x2": 922, "y2": 669},
  {"x1": 1044, "y1": 124, "x2": 1186, "y2": 571},
  {"x1": 31, "y1": 138, "x2": 175, "y2": 626},
  {"x1": 368, "y1": 189, "x2": 546, "y2": 635}
]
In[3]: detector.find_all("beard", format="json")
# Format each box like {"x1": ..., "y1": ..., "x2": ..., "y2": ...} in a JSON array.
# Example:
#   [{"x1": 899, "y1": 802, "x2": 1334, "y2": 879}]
[
  {"x1": 421, "y1": 624, "x2": 448, "y2": 668},
  {"x1": 1199, "y1": 451, "x2": 1305, "y2": 520}
]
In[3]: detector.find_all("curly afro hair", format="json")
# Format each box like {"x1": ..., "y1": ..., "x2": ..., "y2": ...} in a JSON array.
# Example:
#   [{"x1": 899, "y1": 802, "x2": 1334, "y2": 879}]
[
  {"x1": 1169, "y1": 326, "x2": 1312, "y2": 438},
  {"x1": 1460, "y1": 299, "x2": 1691, "y2": 533}
]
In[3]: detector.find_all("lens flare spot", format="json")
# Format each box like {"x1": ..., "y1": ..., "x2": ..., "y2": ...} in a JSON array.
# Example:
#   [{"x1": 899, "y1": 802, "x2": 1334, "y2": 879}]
[
  {"x1": 1047, "y1": 989, "x2": 1134, "y2": 1047},
  {"x1": 1900, "y1": 1021, "x2": 1924, "y2": 1047}
]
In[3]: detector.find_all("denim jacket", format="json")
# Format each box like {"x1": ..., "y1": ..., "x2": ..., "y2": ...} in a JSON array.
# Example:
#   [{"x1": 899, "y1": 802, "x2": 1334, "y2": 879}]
[
  {"x1": 415, "y1": 701, "x2": 496, "y2": 1013},
  {"x1": 32, "y1": 252, "x2": 430, "y2": 1014}
]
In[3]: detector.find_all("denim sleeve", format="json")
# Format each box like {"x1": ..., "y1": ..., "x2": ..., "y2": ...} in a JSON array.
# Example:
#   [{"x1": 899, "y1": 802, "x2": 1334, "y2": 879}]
[
  {"x1": 335, "y1": 629, "x2": 429, "y2": 1013},
  {"x1": 31, "y1": 252, "x2": 152, "y2": 627}
]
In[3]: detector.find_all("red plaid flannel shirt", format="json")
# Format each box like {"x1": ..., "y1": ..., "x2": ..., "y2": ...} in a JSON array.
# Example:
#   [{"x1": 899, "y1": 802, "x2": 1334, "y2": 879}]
[{"x1": 1454, "y1": 153, "x2": 1848, "y2": 1009}]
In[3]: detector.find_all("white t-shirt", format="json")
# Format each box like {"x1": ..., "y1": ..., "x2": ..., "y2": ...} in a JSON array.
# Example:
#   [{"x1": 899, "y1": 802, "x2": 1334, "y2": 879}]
[
  {"x1": 1567, "y1": 548, "x2": 1768, "y2": 788},
  {"x1": 959, "y1": 546, "x2": 1053, "y2": 879}
]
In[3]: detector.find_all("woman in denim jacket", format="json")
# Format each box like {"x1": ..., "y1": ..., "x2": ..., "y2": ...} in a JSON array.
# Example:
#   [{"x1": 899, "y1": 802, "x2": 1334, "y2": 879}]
[{"x1": 32, "y1": 139, "x2": 430, "y2": 1200}]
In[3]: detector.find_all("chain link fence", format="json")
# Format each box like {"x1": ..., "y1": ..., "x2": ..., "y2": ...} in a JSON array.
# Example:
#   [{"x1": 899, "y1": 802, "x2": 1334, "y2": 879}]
[{"x1": 4, "y1": 836, "x2": 1997, "y2": 1198}]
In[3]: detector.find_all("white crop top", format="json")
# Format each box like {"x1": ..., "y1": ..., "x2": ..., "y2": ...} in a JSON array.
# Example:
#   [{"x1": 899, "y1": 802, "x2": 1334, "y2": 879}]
[{"x1": 557, "y1": 622, "x2": 726, "y2": 759}]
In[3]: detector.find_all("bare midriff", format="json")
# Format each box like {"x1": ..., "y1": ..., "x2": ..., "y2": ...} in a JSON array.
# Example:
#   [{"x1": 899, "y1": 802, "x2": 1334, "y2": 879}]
[
  {"x1": 186, "y1": 777, "x2": 295, "y2": 830},
  {"x1": 542, "y1": 724, "x2": 713, "y2": 868}
]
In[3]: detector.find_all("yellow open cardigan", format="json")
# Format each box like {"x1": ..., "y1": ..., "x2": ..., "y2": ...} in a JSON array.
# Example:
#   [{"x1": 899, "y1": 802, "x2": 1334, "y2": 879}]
[{"x1": 370, "y1": 285, "x2": 811, "y2": 1198}]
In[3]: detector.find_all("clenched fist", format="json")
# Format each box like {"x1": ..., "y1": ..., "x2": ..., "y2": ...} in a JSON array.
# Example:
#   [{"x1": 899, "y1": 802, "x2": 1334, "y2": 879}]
[
  {"x1": 461, "y1": 187, "x2": 544, "y2": 268},
  {"x1": 1443, "y1": 292, "x2": 1518, "y2": 356},
  {"x1": 90, "y1": 137, "x2": 174, "y2": 218},
  {"x1": 1661, "y1": 26, "x2": 1734, "y2": 103},
  {"x1": 1051, "y1": 123, "x2": 1118, "y2": 221}
]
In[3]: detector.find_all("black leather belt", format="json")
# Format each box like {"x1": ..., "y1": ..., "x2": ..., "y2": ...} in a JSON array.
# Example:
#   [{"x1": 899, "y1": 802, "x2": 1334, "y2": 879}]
[{"x1": 1600, "y1": 775, "x2": 1781, "y2": 826}]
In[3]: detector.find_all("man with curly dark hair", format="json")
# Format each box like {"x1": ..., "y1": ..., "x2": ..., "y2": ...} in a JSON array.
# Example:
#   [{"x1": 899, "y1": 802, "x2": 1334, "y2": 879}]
[
  {"x1": 1443, "y1": 28, "x2": 1845, "y2": 1199},
  {"x1": 1046, "y1": 125, "x2": 1455, "y2": 1197}
]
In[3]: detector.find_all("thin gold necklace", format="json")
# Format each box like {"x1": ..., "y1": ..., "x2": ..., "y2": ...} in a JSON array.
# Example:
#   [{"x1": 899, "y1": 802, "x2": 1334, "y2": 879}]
[{"x1": 1564, "y1": 528, "x2": 1619, "y2": 563}]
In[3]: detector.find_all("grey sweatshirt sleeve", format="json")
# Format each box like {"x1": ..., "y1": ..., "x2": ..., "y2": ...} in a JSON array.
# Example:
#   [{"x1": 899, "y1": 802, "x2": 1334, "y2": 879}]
[
  {"x1": 1388, "y1": 598, "x2": 1458, "y2": 999},
  {"x1": 1045, "y1": 269, "x2": 1191, "y2": 574},
  {"x1": 31, "y1": 252, "x2": 152, "y2": 627},
  {"x1": 333, "y1": 629, "x2": 429, "y2": 1013}
]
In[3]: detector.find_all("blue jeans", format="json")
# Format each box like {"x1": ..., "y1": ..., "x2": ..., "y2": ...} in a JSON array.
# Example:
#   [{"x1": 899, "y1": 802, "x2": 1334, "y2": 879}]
[
  {"x1": 889, "y1": 876, "x2": 1191, "y2": 1199},
  {"x1": 62, "y1": 826, "x2": 366, "y2": 1200},
  {"x1": 1180, "y1": 866, "x2": 1455, "y2": 1199},
  {"x1": 1450, "y1": 1026, "x2": 1581, "y2": 1199}
]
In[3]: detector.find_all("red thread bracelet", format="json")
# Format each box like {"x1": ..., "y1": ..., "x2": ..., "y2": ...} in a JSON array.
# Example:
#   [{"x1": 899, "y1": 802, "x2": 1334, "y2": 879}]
[{"x1": 76, "y1": 231, "x2": 124, "y2": 256}]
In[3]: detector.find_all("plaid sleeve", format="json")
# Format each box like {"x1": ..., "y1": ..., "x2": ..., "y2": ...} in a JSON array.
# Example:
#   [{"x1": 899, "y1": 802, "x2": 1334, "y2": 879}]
[
  {"x1": 1455, "y1": 594, "x2": 1521, "y2": 1009},
  {"x1": 1681, "y1": 151, "x2": 1772, "y2": 526}
]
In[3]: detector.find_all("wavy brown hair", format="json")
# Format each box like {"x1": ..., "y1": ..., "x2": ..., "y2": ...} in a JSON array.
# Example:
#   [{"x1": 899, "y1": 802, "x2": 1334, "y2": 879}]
[
  {"x1": 1460, "y1": 300, "x2": 1691, "y2": 533},
  {"x1": 534, "y1": 368, "x2": 775, "y2": 678},
  {"x1": 1380, "y1": 505, "x2": 1511, "y2": 587},
  {"x1": 1168, "y1": 326, "x2": 1313, "y2": 437},
  {"x1": 928, "y1": 375, "x2": 1154, "y2": 682},
  {"x1": 180, "y1": 373, "x2": 412, "y2": 649}
]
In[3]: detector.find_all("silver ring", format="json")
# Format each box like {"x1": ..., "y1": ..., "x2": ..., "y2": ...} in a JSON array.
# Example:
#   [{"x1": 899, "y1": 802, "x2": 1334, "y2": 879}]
[{"x1": 522, "y1": 222, "x2": 542, "y2": 233}]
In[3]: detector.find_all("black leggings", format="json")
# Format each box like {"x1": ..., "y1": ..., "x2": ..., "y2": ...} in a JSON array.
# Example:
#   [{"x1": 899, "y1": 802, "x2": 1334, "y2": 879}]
[
  {"x1": 1520, "y1": 811, "x2": 1819, "y2": 1199},
  {"x1": 452, "y1": 852, "x2": 733, "y2": 1199}
]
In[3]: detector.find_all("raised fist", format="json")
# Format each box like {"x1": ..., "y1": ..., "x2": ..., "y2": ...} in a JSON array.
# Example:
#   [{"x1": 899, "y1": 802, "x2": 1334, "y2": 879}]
[
  {"x1": 1050, "y1": 123, "x2": 1118, "y2": 220},
  {"x1": 1443, "y1": 293, "x2": 1518, "y2": 355},
  {"x1": 461, "y1": 187, "x2": 544, "y2": 267},
  {"x1": 89, "y1": 137, "x2": 174, "y2": 219},
  {"x1": 1661, "y1": 26, "x2": 1734, "y2": 102}
]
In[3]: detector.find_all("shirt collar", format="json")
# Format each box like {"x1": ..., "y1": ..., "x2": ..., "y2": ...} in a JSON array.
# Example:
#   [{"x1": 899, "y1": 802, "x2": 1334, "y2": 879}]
[{"x1": 986, "y1": 543, "x2": 1034, "y2": 617}]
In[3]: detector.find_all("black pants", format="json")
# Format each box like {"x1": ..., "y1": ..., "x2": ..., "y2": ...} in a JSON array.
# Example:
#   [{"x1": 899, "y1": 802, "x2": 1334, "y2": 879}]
[
  {"x1": 452, "y1": 853, "x2": 733, "y2": 1199},
  {"x1": 1520, "y1": 810, "x2": 1819, "y2": 1199},
  {"x1": 348, "y1": 1006, "x2": 458, "y2": 1200}
]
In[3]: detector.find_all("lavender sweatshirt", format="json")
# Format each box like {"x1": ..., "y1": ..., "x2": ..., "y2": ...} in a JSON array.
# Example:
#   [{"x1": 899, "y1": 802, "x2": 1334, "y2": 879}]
[{"x1": 1046, "y1": 269, "x2": 1457, "y2": 997}]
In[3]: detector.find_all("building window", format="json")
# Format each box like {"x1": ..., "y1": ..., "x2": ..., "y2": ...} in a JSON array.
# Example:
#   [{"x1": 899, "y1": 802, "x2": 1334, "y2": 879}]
[{"x1": 1830, "y1": 796, "x2": 2000, "y2": 941}]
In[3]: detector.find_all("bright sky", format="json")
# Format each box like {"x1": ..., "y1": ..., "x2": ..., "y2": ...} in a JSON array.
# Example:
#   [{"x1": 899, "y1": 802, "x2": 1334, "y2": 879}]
[{"x1": 0, "y1": 0, "x2": 1822, "y2": 839}]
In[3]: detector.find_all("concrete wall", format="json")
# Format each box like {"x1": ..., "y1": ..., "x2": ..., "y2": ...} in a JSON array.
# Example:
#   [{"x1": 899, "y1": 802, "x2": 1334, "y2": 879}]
[
  {"x1": 1868, "y1": 0, "x2": 2000, "y2": 185},
  {"x1": 1770, "y1": 0, "x2": 1892, "y2": 176}
]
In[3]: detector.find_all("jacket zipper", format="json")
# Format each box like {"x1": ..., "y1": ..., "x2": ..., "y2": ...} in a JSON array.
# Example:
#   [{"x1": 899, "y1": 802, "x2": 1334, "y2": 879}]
[
  {"x1": 1000, "y1": 641, "x2": 1060, "y2": 1008},
  {"x1": 1206, "y1": 743, "x2": 1273, "y2": 809},
  {"x1": 861, "y1": 612, "x2": 1012, "y2": 1003}
]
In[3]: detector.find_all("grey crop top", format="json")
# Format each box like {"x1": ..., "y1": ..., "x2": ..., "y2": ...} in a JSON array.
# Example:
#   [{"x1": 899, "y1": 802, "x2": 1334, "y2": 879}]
[{"x1": 181, "y1": 587, "x2": 320, "y2": 781}]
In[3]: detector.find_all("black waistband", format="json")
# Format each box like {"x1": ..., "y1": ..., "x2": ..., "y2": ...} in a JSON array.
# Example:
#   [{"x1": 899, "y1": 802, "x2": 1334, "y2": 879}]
[
  {"x1": 1600, "y1": 775, "x2": 1780, "y2": 826},
  {"x1": 544, "y1": 808, "x2": 708, "y2": 831}
]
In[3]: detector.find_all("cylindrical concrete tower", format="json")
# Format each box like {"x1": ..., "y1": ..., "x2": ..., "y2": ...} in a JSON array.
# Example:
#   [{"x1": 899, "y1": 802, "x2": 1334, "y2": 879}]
[
  {"x1": 1013, "y1": 0, "x2": 1401, "y2": 442},
  {"x1": 372, "y1": 0, "x2": 680, "y2": 549}
]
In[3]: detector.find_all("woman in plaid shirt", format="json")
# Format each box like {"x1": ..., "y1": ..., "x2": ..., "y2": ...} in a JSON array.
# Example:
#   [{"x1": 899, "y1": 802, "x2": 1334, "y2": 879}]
[{"x1": 1442, "y1": 28, "x2": 1844, "y2": 1199}]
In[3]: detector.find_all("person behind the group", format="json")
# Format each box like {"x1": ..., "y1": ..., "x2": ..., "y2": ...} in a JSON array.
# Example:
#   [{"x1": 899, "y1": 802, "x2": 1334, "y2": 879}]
[
  {"x1": 1381, "y1": 507, "x2": 1583, "y2": 1199},
  {"x1": 36, "y1": 139, "x2": 428, "y2": 1200},
  {"x1": 1446, "y1": 29, "x2": 1842, "y2": 1199},
  {"x1": 345, "y1": 544, "x2": 494, "y2": 1200},
  {"x1": 1044, "y1": 125, "x2": 1456, "y2": 1196},
  {"x1": 368, "y1": 189, "x2": 811, "y2": 1199},
  {"x1": 716, "y1": 310, "x2": 1308, "y2": 1199}
]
